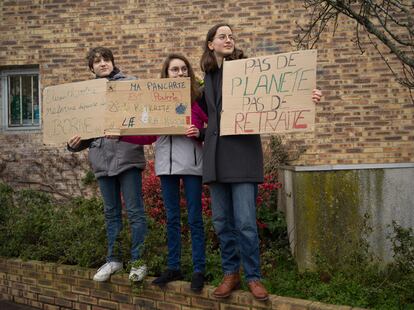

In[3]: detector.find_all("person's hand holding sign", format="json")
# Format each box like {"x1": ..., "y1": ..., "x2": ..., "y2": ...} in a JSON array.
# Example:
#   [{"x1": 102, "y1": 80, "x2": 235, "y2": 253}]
[
  {"x1": 186, "y1": 124, "x2": 200, "y2": 138},
  {"x1": 312, "y1": 89, "x2": 322, "y2": 104},
  {"x1": 68, "y1": 135, "x2": 82, "y2": 149}
]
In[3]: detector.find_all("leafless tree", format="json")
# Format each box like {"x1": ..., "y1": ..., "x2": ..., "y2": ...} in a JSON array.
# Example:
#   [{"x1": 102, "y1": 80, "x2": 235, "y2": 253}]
[{"x1": 297, "y1": 0, "x2": 414, "y2": 99}]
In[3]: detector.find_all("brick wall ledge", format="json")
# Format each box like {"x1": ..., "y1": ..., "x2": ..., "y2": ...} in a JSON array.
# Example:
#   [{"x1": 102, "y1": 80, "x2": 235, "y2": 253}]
[
  {"x1": 280, "y1": 162, "x2": 414, "y2": 172},
  {"x1": 0, "y1": 257, "x2": 365, "y2": 310}
]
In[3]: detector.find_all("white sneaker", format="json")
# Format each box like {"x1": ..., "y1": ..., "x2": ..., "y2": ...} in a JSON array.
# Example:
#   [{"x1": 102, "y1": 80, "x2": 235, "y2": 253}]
[
  {"x1": 129, "y1": 264, "x2": 148, "y2": 282},
  {"x1": 93, "y1": 261, "x2": 123, "y2": 282}
]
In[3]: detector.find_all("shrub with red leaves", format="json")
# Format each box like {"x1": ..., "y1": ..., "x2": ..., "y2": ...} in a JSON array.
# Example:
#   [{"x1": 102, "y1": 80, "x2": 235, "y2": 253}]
[
  {"x1": 142, "y1": 161, "x2": 213, "y2": 225},
  {"x1": 140, "y1": 160, "x2": 287, "y2": 274},
  {"x1": 142, "y1": 161, "x2": 166, "y2": 225},
  {"x1": 142, "y1": 160, "x2": 282, "y2": 238}
]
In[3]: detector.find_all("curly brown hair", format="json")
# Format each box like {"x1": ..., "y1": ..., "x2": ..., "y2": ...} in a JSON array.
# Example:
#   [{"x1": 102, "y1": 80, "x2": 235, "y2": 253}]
[{"x1": 86, "y1": 47, "x2": 115, "y2": 71}]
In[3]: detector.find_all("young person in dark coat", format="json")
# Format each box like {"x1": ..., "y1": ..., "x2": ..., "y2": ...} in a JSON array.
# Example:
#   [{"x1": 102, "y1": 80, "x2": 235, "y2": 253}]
[
  {"x1": 198, "y1": 24, "x2": 322, "y2": 301},
  {"x1": 67, "y1": 47, "x2": 148, "y2": 283}
]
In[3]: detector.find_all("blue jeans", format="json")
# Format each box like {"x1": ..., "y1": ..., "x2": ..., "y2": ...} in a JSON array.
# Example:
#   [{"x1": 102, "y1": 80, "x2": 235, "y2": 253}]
[
  {"x1": 98, "y1": 168, "x2": 147, "y2": 263},
  {"x1": 160, "y1": 175, "x2": 206, "y2": 273},
  {"x1": 209, "y1": 182, "x2": 261, "y2": 281}
]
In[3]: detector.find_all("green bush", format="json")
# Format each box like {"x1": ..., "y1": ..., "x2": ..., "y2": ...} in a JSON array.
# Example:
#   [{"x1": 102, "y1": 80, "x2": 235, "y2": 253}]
[
  {"x1": 41, "y1": 197, "x2": 107, "y2": 267},
  {"x1": 0, "y1": 188, "x2": 53, "y2": 259},
  {"x1": 0, "y1": 183, "x2": 14, "y2": 251},
  {"x1": 0, "y1": 187, "x2": 107, "y2": 267},
  {"x1": 0, "y1": 182, "x2": 413, "y2": 309},
  {"x1": 140, "y1": 217, "x2": 167, "y2": 275}
]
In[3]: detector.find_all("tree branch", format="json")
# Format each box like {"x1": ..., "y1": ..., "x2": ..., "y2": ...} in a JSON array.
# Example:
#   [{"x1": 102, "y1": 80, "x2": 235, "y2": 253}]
[
  {"x1": 327, "y1": 0, "x2": 414, "y2": 67},
  {"x1": 368, "y1": 0, "x2": 413, "y2": 46}
]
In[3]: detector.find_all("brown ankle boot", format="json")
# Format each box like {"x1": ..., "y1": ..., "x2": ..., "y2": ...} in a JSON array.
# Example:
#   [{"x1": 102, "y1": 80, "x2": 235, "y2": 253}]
[
  {"x1": 248, "y1": 280, "x2": 268, "y2": 301},
  {"x1": 213, "y1": 273, "x2": 241, "y2": 298}
]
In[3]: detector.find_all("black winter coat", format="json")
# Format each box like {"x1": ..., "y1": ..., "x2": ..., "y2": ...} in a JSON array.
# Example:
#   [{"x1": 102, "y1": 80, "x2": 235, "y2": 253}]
[{"x1": 199, "y1": 68, "x2": 263, "y2": 184}]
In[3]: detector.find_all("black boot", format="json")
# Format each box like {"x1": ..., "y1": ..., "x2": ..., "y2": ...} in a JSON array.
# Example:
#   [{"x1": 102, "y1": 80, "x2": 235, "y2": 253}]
[
  {"x1": 190, "y1": 272, "x2": 205, "y2": 293},
  {"x1": 152, "y1": 269, "x2": 183, "y2": 287}
]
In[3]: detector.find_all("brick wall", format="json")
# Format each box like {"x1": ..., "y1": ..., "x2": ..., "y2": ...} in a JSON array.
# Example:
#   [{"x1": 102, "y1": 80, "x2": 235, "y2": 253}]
[
  {"x1": 0, "y1": 132, "x2": 98, "y2": 199},
  {"x1": 0, "y1": 0, "x2": 412, "y2": 192},
  {"x1": 0, "y1": 257, "x2": 362, "y2": 310}
]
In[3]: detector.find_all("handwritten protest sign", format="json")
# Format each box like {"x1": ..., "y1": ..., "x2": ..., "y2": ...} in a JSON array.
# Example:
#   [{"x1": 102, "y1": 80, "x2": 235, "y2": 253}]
[
  {"x1": 43, "y1": 79, "x2": 107, "y2": 145},
  {"x1": 105, "y1": 77, "x2": 191, "y2": 136},
  {"x1": 42, "y1": 77, "x2": 191, "y2": 145},
  {"x1": 221, "y1": 50, "x2": 317, "y2": 136}
]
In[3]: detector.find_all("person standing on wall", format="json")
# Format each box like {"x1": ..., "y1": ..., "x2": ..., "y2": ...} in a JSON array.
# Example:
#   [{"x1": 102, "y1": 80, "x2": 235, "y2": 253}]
[
  {"x1": 198, "y1": 24, "x2": 322, "y2": 301},
  {"x1": 121, "y1": 54, "x2": 208, "y2": 292},
  {"x1": 67, "y1": 47, "x2": 150, "y2": 283}
]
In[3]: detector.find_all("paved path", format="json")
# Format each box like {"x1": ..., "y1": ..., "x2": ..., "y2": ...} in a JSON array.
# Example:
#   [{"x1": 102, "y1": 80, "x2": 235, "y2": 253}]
[{"x1": 0, "y1": 300, "x2": 37, "y2": 310}]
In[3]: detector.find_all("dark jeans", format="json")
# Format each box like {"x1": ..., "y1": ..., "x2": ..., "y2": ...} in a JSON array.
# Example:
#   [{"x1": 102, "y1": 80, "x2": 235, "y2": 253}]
[
  {"x1": 209, "y1": 182, "x2": 261, "y2": 281},
  {"x1": 160, "y1": 175, "x2": 206, "y2": 273},
  {"x1": 98, "y1": 168, "x2": 147, "y2": 263}
]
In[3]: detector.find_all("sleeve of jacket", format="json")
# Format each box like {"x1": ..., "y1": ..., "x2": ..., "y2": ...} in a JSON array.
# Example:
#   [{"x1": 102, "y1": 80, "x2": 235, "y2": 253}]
[
  {"x1": 197, "y1": 88, "x2": 208, "y2": 116},
  {"x1": 196, "y1": 89, "x2": 208, "y2": 142},
  {"x1": 66, "y1": 138, "x2": 94, "y2": 152},
  {"x1": 191, "y1": 102, "x2": 208, "y2": 128},
  {"x1": 120, "y1": 135, "x2": 157, "y2": 145},
  {"x1": 190, "y1": 101, "x2": 207, "y2": 142},
  {"x1": 198, "y1": 128, "x2": 206, "y2": 142}
]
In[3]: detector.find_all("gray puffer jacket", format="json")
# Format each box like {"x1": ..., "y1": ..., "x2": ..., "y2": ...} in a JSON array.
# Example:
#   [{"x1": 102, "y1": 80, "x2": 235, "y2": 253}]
[
  {"x1": 67, "y1": 69, "x2": 146, "y2": 178},
  {"x1": 155, "y1": 136, "x2": 203, "y2": 176}
]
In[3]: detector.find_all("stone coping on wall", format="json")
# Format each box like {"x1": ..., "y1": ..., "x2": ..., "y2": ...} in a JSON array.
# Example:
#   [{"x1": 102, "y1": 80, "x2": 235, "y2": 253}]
[
  {"x1": 0, "y1": 258, "x2": 365, "y2": 310},
  {"x1": 279, "y1": 162, "x2": 414, "y2": 172}
]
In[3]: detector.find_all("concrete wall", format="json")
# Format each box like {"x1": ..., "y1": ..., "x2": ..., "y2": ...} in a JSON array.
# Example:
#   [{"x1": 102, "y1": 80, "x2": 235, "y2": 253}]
[{"x1": 278, "y1": 164, "x2": 414, "y2": 270}]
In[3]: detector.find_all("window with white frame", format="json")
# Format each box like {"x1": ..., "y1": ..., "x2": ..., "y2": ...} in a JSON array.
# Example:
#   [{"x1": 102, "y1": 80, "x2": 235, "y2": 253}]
[{"x1": 1, "y1": 68, "x2": 40, "y2": 130}]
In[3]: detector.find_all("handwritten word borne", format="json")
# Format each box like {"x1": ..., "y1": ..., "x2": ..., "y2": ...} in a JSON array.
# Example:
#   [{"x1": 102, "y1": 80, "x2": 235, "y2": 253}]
[{"x1": 43, "y1": 79, "x2": 107, "y2": 145}]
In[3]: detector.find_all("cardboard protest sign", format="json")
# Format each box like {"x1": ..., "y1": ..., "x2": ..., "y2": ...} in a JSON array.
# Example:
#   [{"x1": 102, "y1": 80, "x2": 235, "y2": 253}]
[
  {"x1": 42, "y1": 77, "x2": 191, "y2": 145},
  {"x1": 221, "y1": 50, "x2": 317, "y2": 136},
  {"x1": 104, "y1": 77, "x2": 191, "y2": 136},
  {"x1": 43, "y1": 79, "x2": 107, "y2": 145}
]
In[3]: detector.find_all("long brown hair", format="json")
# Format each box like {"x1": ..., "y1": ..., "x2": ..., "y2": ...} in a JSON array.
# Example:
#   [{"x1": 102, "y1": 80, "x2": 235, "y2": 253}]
[
  {"x1": 200, "y1": 23, "x2": 245, "y2": 73},
  {"x1": 161, "y1": 53, "x2": 200, "y2": 103}
]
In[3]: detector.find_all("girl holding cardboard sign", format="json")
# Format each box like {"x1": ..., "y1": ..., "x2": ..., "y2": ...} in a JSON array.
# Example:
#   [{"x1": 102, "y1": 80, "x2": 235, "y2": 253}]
[
  {"x1": 121, "y1": 54, "x2": 208, "y2": 292},
  {"x1": 198, "y1": 23, "x2": 322, "y2": 301}
]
